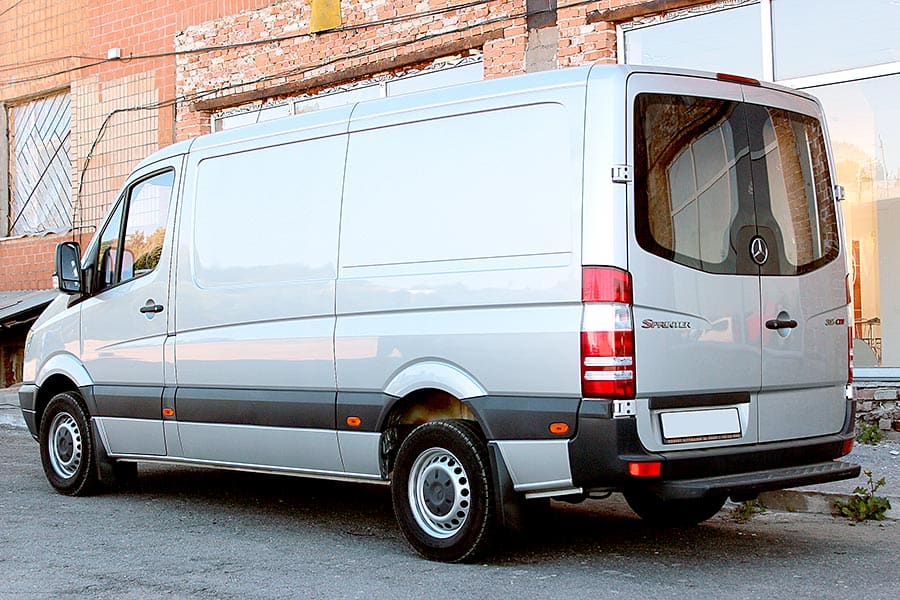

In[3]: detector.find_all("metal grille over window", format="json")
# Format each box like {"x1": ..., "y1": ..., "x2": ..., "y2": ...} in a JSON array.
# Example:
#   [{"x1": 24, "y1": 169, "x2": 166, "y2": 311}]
[{"x1": 8, "y1": 94, "x2": 72, "y2": 236}]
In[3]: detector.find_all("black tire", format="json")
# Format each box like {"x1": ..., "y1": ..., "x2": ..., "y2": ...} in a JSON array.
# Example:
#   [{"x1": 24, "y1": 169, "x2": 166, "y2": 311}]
[
  {"x1": 39, "y1": 392, "x2": 99, "y2": 496},
  {"x1": 391, "y1": 420, "x2": 496, "y2": 562},
  {"x1": 624, "y1": 489, "x2": 726, "y2": 527}
]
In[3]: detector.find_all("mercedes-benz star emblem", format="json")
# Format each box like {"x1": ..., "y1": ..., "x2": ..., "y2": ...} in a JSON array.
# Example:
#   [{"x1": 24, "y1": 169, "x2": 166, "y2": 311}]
[{"x1": 750, "y1": 236, "x2": 769, "y2": 265}]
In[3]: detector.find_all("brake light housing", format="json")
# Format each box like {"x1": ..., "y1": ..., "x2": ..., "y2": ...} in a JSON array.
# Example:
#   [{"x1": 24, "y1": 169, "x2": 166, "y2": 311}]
[{"x1": 581, "y1": 267, "x2": 635, "y2": 399}]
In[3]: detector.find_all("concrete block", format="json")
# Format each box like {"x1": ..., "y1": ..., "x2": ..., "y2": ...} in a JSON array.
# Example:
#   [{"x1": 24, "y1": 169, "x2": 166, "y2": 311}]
[
  {"x1": 758, "y1": 490, "x2": 840, "y2": 515},
  {"x1": 854, "y1": 388, "x2": 875, "y2": 400},
  {"x1": 879, "y1": 418, "x2": 893, "y2": 431},
  {"x1": 874, "y1": 388, "x2": 898, "y2": 401}
]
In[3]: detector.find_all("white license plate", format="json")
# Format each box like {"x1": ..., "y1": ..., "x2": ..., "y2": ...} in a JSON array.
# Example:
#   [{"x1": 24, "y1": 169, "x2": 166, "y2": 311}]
[{"x1": 660, "y1": 408, "x2": 741, "y2": 444}]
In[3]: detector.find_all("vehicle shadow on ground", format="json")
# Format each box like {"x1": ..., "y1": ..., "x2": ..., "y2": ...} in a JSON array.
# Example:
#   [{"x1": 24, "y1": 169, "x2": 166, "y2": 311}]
[{"x1": 113, "y1": 462, "x2": 833, "y2": 566}]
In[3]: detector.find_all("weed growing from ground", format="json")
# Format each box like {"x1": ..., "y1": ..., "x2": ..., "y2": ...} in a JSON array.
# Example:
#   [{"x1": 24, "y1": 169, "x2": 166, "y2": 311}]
[
  {"x1": 731, "y1": 499, "x2": 764, "y2": 521},
  {"x1": 857, "y1": 422, "x2": 884, "y2": 445},
  {"x1": 834, "y1": 470, "x2": 892, "y2": 522}
]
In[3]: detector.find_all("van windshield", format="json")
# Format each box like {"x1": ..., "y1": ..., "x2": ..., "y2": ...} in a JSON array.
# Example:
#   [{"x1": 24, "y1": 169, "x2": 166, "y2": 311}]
[{"x1": 634, "y1": 93, "x2": 839, "y2": 276}]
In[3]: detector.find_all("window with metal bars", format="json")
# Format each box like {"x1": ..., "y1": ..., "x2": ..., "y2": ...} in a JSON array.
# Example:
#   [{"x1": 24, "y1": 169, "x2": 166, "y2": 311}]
[{"x1": 7, "y1": 93, "x2": 72, "y2": 237}]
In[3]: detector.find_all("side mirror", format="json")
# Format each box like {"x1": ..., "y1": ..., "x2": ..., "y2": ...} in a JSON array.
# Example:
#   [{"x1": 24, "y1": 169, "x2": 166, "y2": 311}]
[{"x1": 55, "y1": 241, "x2": 83, "y2": 294}]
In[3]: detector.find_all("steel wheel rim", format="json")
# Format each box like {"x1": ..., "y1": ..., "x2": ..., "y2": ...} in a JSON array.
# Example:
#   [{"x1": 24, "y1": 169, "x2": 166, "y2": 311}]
[
  {"x1": 48, "y1": 412, "x2": 82, "y2": 479},
  {"x1": 408, "y1": 447, "x2": 471, "y2": 539}
]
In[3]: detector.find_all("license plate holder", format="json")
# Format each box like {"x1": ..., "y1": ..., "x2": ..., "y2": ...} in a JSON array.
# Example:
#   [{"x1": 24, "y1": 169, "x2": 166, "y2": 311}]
[{"x1": 660, "y1": 407, "x2": 741, "y2": 444}]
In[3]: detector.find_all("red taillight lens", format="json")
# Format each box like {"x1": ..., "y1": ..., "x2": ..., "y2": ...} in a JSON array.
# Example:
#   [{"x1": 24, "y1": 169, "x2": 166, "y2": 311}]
[
  {"x1": 581, "y1": 330, "x2": 635, "y2": 398},
  {"x1": 847, "y1": 325, "x2": 854, "y2": 384},
  {"x1": 628, "y1": 461, "x2": 661, "y2": 477},
  {"x1": 841, "y1": 437, "x2": 854, "y2": 456},
  {"x1": 582, "y1": 267, "x2": 635, "y2": 400},
  {"x1": 846, "y1": 275, "x2": 853, "y2": 384},
  {"x1": 583, "y1": 267, "x2": 632, "y2": 303}
]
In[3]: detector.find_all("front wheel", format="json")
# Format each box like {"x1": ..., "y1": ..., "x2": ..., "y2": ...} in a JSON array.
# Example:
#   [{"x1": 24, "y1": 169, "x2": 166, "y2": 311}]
[
  {"x1": 624, "y1": 489, "x2": 726, "y2": 527},
  {"x1": 391, "y1": 420, "x2": 496, "y2": 562},
  {"x1": 39, "y1": 392, "x2": 99, "y2": 496}
]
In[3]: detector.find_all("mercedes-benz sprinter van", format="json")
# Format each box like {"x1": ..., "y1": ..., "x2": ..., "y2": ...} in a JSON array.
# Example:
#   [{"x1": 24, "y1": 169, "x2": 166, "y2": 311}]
[{"x1": 20, "y1": 65, "x2": 860, "y2": 562}]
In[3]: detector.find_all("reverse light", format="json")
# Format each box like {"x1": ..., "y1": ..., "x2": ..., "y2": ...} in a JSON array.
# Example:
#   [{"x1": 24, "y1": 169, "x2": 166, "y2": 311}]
[{"x1": 581, "y1": 267, "x2": 635, "y2": 400}]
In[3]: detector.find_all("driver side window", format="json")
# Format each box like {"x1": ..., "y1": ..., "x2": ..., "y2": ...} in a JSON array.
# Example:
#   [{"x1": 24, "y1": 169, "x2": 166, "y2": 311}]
[{"x1": 95, "y1": 170, "x2": 174, "y2": 292}]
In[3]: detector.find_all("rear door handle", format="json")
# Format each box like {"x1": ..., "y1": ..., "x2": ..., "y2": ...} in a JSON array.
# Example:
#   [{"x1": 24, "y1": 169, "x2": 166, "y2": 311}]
[
  {"x1": 140, "y1": 301, "x2": 164, "y2": 314},
  {"x1": 765, "y1": 318, "x2": 797, "y2": 330}
]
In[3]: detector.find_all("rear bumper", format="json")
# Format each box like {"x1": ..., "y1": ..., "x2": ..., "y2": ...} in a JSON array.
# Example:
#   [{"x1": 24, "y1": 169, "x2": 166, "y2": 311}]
[
  {"x1": 644, "y1": 460, "x2": 860, "y2": 500},
  {"x1": 568, "y1": 398, "x2": 859, "y2": 501}
]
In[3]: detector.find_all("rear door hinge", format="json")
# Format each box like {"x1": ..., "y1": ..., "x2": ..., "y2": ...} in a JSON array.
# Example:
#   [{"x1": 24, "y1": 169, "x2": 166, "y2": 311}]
[
  {"x1": 611, "y1": 164, "x2": 632, "y2": 184},
  {"x1": 613, "y1": 400, "x2": 636, "y2": 417}
]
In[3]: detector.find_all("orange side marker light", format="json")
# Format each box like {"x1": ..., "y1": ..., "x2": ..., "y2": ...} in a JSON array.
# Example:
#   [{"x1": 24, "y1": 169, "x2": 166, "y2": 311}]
[
  {"x1": 549, "y1": 422, "x2": 569, "y2": 435},
  {"x1": 346, "y1": 416, "x2": 362, "y2": 428},
  {"x1": 162, "y1": 407, "x2": 175, "y2": 418}
]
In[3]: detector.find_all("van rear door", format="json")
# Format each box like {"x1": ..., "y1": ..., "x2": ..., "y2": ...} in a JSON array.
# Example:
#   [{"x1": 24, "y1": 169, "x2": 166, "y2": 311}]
[
  {"x1": 627, "y1": 74, "x2": 761, "y2": 452},
  {"x1": 625, "y1": 73, "x2": 846, "y2": 452},
  {"x1": 742, "y1": 85, "x2": 847, "y2": 443}
]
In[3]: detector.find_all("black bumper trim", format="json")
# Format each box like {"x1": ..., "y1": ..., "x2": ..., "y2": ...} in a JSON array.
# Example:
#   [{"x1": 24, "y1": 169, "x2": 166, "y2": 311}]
[
  {"x1": 569, "y1": 399, "x2": 858, "y2": 495},
  {"x1": 645, "y1": 460, "x2": 861, "y2": 500},
  {"x1": 17, "y1": 385, "x2": 38, "y2": 437}
]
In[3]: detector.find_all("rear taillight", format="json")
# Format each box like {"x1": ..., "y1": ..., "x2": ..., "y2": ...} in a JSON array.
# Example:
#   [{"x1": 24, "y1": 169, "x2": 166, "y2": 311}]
[
  {"x1": 848, "y1": 325, "x2": 854, "y2": 384},
  {"x1": 846, "y1": 274, "x2": 853, "y2": 384},
  {"x1": 581, "y1": 267, "x2": 635, "y2": 399}
]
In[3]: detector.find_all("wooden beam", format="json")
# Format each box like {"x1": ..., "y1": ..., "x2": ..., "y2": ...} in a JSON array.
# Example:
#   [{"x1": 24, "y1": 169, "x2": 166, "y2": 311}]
[
  {"x1": 587, "y1": 0, "x2": 712, "y2": 24},
  {"x1": 191, "y1": 29, "x2": 504, "y2": 113}
]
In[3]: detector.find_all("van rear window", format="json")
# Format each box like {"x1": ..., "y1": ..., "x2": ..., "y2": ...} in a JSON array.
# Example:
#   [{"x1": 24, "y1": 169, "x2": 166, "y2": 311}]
[{"x1": 634, "y1": 94, "x2": 838, "y2": 276}]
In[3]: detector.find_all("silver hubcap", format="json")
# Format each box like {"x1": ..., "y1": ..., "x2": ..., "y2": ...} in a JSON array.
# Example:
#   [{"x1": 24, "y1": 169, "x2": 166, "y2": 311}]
[
  {"x1": 48, "y1": 412, "x2": 82, "y2": 479},
  {"x1": 408, "y1": 447, "x2": 471, "y2": 539}
]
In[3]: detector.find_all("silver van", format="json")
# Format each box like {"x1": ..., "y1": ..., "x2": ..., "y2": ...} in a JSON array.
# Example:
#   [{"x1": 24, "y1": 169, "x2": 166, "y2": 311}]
[{"x1": 20, "y1": 65, "x2": 860, "y2": 562}]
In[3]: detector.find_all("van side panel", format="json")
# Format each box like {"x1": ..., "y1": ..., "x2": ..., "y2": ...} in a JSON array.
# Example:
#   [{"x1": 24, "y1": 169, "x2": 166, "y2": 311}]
[
  {"x1": 174, "y1": 126, "x2": 347, "y2": 465},
  {"x1": 336, "y1": 95, "x2": 585, "y2": 417}
]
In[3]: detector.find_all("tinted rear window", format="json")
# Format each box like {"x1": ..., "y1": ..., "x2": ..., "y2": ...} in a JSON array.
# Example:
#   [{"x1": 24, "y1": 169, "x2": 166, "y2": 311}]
[{"x1": 634, "y1": 93, "x2": 839, "y2": 276}]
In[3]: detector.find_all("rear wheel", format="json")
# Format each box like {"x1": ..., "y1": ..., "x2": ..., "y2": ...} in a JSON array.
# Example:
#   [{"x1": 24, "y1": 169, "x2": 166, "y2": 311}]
[
  {"x1": 39, "y1": 392, "x2": 99, "y2": 496},
  {"x1": 392, "y1": 420, "x2": 496, "y2": 562},
  {"x1": 624, "y1": 490, "x2": 726, "y2": 527}
]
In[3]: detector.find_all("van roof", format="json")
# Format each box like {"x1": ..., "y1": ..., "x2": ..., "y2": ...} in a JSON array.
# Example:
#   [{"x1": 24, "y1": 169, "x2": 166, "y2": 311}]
[{"x1": 137, "y1": 64, "x2": 822, "y2": 164}]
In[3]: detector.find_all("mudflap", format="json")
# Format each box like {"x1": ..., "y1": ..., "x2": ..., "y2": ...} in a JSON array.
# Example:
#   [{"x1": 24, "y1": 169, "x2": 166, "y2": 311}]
[{"x1": 488, "y1": 442, "x2": 527, "y2": 532}]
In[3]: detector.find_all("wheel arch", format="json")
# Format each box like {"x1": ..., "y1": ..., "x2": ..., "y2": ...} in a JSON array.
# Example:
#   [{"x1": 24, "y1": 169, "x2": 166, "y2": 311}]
[
  {"x1": 378, "y1": 388, "x2": 486, "y2": 478},
  {"x1": 382, "y1": 360, "x2": 487, "y2": 401},
  {"x1": 34, "y1": 353, "x2": 93, "y2": 428}
]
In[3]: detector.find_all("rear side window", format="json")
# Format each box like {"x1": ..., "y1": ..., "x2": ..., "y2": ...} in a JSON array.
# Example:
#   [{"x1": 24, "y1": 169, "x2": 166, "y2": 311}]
[{"x1": 634, "y1": 93, "x2": 838, "y2": 276}]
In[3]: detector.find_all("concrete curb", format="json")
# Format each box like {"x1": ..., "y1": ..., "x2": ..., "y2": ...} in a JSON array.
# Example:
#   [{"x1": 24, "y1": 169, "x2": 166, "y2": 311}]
[
  {"x1": 0, "y1": 386, "x2": 25, "y2": 430},
  {"x1": 758, "y1": 489, "x2": 899, "y2": 521}
]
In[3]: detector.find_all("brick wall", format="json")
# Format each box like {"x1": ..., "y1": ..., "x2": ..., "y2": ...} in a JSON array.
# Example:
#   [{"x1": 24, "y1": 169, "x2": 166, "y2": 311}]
[
  {"x1": 174, "y1": 0, "x2": 530, "y2": 139},
  {"x1": 1, "y1": 0, "x2": 709, "y2": 292},
  {"x1": 0, "y1": 232, "x2": 93, "y2": 292}
]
